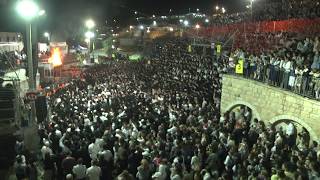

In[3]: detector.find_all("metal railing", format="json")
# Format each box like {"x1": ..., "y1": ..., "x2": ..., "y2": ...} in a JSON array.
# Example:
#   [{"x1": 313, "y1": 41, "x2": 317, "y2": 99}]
[{"x1": 227, "y1": 64, "x2": 320, "y2": 101}]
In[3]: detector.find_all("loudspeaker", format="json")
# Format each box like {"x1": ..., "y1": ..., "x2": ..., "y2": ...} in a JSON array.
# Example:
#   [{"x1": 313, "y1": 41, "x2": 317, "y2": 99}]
[{"x1": 35, "y1": 96, "x2": 47, "y2": 122}]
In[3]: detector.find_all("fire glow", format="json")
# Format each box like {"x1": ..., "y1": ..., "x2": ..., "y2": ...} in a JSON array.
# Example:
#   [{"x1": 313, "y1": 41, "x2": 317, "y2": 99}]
[{"x1": 49, "y1": 48, "x2": 62, "y2": 67}]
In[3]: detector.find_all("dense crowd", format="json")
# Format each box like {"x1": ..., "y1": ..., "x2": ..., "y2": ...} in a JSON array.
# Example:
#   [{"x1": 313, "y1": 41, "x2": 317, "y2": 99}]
[
  {"x1": 228, "y1": 36, "x2": 320, "y2": 100},
  {"x1": 254, "y1": 0, "x2": 320, "y2": 21},
  {"x1": 12, "y1": 38, "x2": 320, "y2": 180}
]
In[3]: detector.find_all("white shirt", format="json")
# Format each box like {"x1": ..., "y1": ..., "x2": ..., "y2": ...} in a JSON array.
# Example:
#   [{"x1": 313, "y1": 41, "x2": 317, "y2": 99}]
[
  {"x1": 86, "y1": 165, "x2": 101, "y2": 180},
  {"x1": 286, "y1": 123, "x2": 295, "y2": 136},
  {"x1": 73, "y1": 164, "x2": 87, "y2": 179},
  {"x1": 41, "y1": 145, "x2": 52, "y2": 160},
  {"x1": 88, "y1": 143, "x2": 99, "y2": 160}
]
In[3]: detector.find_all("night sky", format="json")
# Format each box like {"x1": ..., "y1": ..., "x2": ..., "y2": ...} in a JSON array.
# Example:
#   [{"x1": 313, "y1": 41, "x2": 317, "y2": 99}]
[{"x1": 0, "y1": 0, "x2": 247, "y2": 37}]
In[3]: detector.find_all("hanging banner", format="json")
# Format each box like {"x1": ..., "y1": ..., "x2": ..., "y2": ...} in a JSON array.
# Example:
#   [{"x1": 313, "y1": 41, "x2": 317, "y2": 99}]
[{"x1": 235, "y1": 58, "x2": 244, "y2": 74}]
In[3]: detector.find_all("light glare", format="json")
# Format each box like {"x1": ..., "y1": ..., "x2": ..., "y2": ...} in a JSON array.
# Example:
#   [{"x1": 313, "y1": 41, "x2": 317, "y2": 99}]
[
  {"x1": 85, "y1": 31, "x2": 94, "y2": 38},
  {"x1": 183, "y1": 20, "x2": 189, "y2": 26},
  {"x1": 86, "y1": 19, "x2": 95, "y2": 29},
  {"x1": 16, "y1": 0, "x2": 40, "y2": 20}
]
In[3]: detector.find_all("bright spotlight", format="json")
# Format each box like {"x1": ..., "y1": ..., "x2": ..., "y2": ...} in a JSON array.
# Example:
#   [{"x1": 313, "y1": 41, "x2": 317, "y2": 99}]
[
  {"x1": 215, "y1": 6, "x2": 219, "y2": 10},
  {"x1": 195, "y1": 24, "x2": 200, "y2": 29},
  {"x1": 169, "y1": 27, "x2": 174, "y2": 32},
  {"x1": 16, "y1": 0, "x2": 40, "y2": 20},
  {"x1": 205, "y1": 19, "x2": 209, "y2": 23},
  {"x1": 179, "y1": 19, "x2": 183, "y2": 23},
  {"x1": 44, "y1": 32, "x2": 49, "y2": 37},
  {"x1": 85, "y1": 19, "x2": 95, "y2": 29},
  {"x1": 153, "y1": 21, "x2": 157, "y2": 26},
  {"x1": 183, "y1": 20, "x2": 189, "y2": 26},
  {"x1": 139, "y1": 25, "x2": 144, "y2": 30}
]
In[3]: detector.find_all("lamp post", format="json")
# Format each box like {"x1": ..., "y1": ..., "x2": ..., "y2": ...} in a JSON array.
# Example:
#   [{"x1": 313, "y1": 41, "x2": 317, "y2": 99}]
[
  {"x1": 16, "y1": 0, "x2": 41, "y2": 151},
  {"x1": 44, "y1": 32, "x2": 50, "y2": 42},
  {"x1": 250, "y1": 0, "x2": 255, "y2": 19},
  {"x1": 85, "y1": 31, "x2": 94, "y2": 63},
  {"x1": 194, "y1": 24, "x2": 200, "y2": 44},
  {"x1": 85, "y1": 19, "x2": 95, "y2": 63}
]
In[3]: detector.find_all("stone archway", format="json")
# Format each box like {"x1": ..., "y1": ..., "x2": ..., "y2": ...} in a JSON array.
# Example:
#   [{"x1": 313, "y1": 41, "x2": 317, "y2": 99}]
[
  {"x1": 224, "y1": 100, "x2": 261, "y2": 121},
  {"x1": 270, "y1": 115, "x2": 319, "y2": 141}
]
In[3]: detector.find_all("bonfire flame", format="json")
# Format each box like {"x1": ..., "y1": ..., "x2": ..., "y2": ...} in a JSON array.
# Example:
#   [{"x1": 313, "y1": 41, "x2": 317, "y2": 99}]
[{"x1": 49, "y1": 48, "x2": 62, "y2": 67}]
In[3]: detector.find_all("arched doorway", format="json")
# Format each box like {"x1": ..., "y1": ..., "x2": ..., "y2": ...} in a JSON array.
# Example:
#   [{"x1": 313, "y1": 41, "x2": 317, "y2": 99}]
[
  {"x1": 272, "y1": 119, "x2": 310, "y2": 148},
  {"x1": 270, "y1": 115, "x2": 318, "y2": 144},
  {"x1": 228, "y1": 104, "x2": 253, "y2": 122},
  {"x1": 224, "y1": 100, "x2": 261, "y2": 121}
]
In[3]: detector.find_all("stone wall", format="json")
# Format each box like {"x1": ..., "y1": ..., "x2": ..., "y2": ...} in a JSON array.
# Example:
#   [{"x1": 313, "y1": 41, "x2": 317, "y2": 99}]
[{"x1": 221, "y1": 74, "x2": 320, "y2": 141}]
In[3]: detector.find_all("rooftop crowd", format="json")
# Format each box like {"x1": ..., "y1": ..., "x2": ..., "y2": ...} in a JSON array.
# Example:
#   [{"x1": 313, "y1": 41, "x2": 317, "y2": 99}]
[{"x1": 12, "y1": 37, "x2": 320, "y2": 180}]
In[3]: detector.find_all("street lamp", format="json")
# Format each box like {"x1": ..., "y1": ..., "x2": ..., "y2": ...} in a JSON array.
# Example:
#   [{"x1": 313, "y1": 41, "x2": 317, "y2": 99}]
[
  {"x1": 44, "y1": 32, "x2": 50, "y2": 41},
  {"x1": 205, "y1": 19, "x2": 210, "y2": 23},
  {"x1": 16, "y1": 0, "x2": 41, "y2": 150},
  {"x1": 16, "y1": 0, "x2": 39, "y2": 94},
  {"x1": 85, "y1": 19, "x2": 95, "y2": 29},
  {"x1": 195, "y1": 24, "x2": 200, "y2": 29},
  {"x1": 85, "y1": 31, "x2": 94, "y2": 64},
  {"x1": 16, "y1": 0, "x2": 39, "y2": 20},
  {"x1": 183, "y1": 20, "x2": 189, "y2": 26},
  {"x1": 85, "y1": 31, "x2": 94, "y2": 50},
  {"x1": 215, "y1": 6, "x2": 219, "y2": 11}
]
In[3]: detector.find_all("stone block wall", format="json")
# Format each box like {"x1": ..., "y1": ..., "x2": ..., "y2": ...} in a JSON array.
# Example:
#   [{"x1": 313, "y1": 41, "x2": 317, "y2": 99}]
[{"x1": 221, "y1": 75, "x2": 320, "y2": 141}]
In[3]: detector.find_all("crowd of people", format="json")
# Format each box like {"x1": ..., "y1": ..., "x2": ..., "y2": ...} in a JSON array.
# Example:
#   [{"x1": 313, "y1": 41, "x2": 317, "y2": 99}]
[
  {"x1": 254, "y1": 0, "x2": 320, "y2": 21},
  {"x1": 12, "y1": 37, "x2": 320, "y2": 180},
  {"x1": 228, "y1": 36, "x2": 320, "y2": 100}
]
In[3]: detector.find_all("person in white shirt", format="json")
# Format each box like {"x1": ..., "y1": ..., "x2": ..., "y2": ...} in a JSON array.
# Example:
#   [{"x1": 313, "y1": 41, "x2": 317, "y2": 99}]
[
  {"x1": 86, "y1": 160, "x2": 101, "y2": 180},
  {"x1": 41, "y1": 141, "x2": 53, "y2": 160},
  {"x1": 286, "y1": 122, "x2": 295, "y2": 136},
  {"x1": 281, "y1": 58, "x2": 293, "y2": 89},
  {"x1": 72, "y1": 158, "x2": 87, "y2": 180}
]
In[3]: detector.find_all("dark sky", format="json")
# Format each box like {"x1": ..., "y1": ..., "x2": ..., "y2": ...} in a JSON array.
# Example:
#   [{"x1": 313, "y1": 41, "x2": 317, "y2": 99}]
[{"x1": 0, "y1": 0, "x2": 246, "y2": 36}]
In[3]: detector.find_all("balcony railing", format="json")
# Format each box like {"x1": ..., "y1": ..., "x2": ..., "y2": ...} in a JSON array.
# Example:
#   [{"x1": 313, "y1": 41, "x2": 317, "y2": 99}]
[{"x1": 226, "y1": 64, "x2": 320, "y2": 101}]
